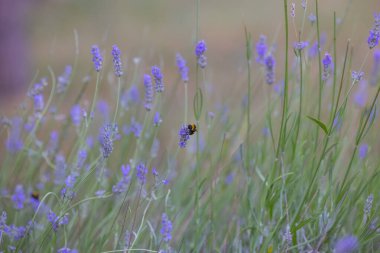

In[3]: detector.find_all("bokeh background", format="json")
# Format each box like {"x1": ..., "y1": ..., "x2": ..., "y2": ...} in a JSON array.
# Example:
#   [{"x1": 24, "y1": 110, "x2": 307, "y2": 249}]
[{"x1": 0, "y1": 0, "x2": 378, "y2": 113}]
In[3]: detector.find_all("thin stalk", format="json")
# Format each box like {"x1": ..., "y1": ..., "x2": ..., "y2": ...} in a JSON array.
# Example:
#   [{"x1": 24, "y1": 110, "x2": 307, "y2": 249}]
[
  {"x1": 244, "y1": 27, "x2": 252, "y2": 171},
  {"x1": 314, "y1": 0, "x2": 323, "y2": 153},
  {"x1": 113, "y1": 77, "x2": 122, "y2": 125},
  {"x1": 276, "y1": 0, "x2": 289, "y2": 164}
]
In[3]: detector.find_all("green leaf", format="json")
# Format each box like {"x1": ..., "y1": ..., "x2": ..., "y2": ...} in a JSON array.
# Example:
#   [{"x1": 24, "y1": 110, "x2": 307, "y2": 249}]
[{"x1": 306, "y1": 115, "x2": 328, "y2": 135}]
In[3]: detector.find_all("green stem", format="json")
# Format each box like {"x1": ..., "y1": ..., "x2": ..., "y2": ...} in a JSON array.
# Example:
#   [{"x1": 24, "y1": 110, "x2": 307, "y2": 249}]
[{"x1": 314, "y1": 0, "x2": 323, "y2": 153}]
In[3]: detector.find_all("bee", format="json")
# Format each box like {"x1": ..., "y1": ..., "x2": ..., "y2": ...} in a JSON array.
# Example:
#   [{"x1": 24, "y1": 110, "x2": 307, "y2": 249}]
[
  {"x1": 31, "y1": 191, "x2": 40, "y2": 201},
  {"x1": 187, "y1": 124, "x2": 197, "y2": 135}
]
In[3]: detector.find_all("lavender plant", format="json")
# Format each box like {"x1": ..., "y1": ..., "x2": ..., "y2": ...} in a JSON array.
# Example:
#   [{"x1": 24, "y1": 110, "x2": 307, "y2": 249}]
[{"x1": 0, "y1": 1, "x2": 379, "y2": 253}]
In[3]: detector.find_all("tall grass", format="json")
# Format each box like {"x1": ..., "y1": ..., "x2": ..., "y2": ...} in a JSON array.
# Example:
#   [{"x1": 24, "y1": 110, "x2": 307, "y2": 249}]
[{"x1": 0, "y1": 1, "x2": 379, "y2": 252}]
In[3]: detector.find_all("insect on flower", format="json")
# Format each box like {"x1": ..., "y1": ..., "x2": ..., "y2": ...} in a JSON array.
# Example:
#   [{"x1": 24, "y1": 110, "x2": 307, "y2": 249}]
[
  {"x1": 30, "y1": 191, "x2": 40, "y2": 201},
  {"x1": 187, "y1": 124, "x2": 197, "y2": 135}
]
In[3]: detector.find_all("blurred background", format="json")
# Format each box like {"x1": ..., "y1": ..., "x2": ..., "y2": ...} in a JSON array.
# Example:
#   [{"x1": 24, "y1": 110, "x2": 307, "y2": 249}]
[{"x1": 0, "y1": 0, "x2": 378, "y2": 112}]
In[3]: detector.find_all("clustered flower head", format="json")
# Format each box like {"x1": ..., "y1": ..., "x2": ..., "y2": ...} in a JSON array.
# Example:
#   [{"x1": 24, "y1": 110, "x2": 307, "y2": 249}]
[
  {"x1": 57, "y1": 65, "x2": 73, "y2": 94},
  {"x1": 293, "y1": 41, "x2": 308, "y2": 51},
  {"x1": 352, "y1": 71, "x2": 364, "y2": 83},
  {"x1": 112, "y1": 44, "x2": 123, "y2": 77},
  {"x1": 178, "y1": 124, "x2": 190, "y2": 148},
  {"x1": 195, "y1": 40, "x2": 207, "y2": 68},
  {"x1": 91, "y1": 45, "x2": 103, "y2": 72},
  {"x1": 136, "y1": 163, "x2": 148, "y2": 185},
  {"x1": 47, "y1": 210, "x2": 69, "y2": 232},
  {"x1": 112, "y1": 164, "x2": 131, "y2": 194},
  {"x1": 152, "y1": 66, "x2": 164, "y2": 92},
  {"x1": 143, "y1": 74, "x2": 153, "y2": 111},
  {"x1": 176, "y1": 53, "x2": 189, "y2": 82},
  {"x1": 322, "y1": 52, "x2": 333, "y2": 81},
  {"x1": 98, "y1": 123, "x2": 119, "y2": 158},
  {"x1": 367, "y1": 13, "x2": 380, "y2": 49},
  {"x1": 256, "y1": 35, "x2": 267, "y2": 64},
  {"x1": 265, "y1": 54, "x2": 275, "y2": 85},
  {"x1": 334, "y1": 235, "x2": 359, "y2": 253},
  {"x1": 160, "y1": 213, "x2": 173, "y2": 243},
  {"x1": 290, "y1": 2, "x2": 296, "y2": 18}
]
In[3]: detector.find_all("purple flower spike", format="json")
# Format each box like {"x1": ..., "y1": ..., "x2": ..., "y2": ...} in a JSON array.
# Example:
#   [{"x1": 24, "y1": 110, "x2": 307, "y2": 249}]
[
  {"x1": 265, "y1": 54, "x2": 275, "y2": 85},
  {"x1": 256, "y1": 35, "x2": 267, "y2": 64},
  {"x1": 334, "y1": 235, "x2": 359, "y2": 253},
  {"x1": 152, "y1": 66, "x2": 164, "y2": 93},
  {"x1": 178, "y1": 124, "x2": 190, "y2": 148},
  {"x1": 176, "y1": 53, "x2": 189, "y2": 82},
  {"x1": 91, "y1": 45, "x2": 103, "y2": 72},
  {"x1": 112, "y1": 45, "x2": 123, "y2": 77},
  {"x1": 160, "y1": 213, "x2": 172, "y2": 243},
  {"x1": 144, "y1": 74, "x2": 153, "y2": 111}
]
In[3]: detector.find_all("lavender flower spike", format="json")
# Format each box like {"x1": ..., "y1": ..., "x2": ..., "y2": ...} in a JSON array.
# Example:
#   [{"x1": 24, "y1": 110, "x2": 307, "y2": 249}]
[
  {"x1": 178, "y1": 124, "x2": 190, "y2": 148},
  {"x1": 112, "y1": 44, "x2": 123, "y2": 77},
  {"x1": 91, "y1": 45, "x2": 103, "y2": 72},
  {"x1": 334, "y1": 235, "x2": 359, "y2": 253},
  {"x1": 367, "y1": 13, "x2": 380, "y2": 49},
  {"x1": 152, "y1": 66, "x2": 164, "y2": 92},
  {"x1": 160, "y1": 213, "x2": 173, "y2": 242},
  {"x1": 143, "y1": 74, "x2": 153, "y2": 111},
  {"x1": 176, "y1": 53, "x2": 189, "y2": 82},
  {"x1": 195, "y1": 40, "x2": 207, "y2": 68},
  {"x1": 256, "y1": 35, "x2": 267, "y2": 64},
  {"x1": 136, "y1": 163, "x2": 148, "y2": 185},
  {"x1": 322, "y1": 52, "x2": 332, "y2": 81},
  {"x1": 265, "y1": 54, "x2": 275, "y2": 85}
]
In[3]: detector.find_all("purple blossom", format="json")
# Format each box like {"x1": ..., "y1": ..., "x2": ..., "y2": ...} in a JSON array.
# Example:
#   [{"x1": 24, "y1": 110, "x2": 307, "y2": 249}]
[
  {"x1": 195, "y1": 40, "x2": 207, "y2": 58},
  {"x1": 160, "y1": 213, "x2": 173, "y2": 242},
  {"x1": 358, "y1": 143, "x2": 369, "y2": 159},
  {"x1": 33, "y1": 94, "x2": 44, "y2": 113},
  {"x1": 112, "y1": 45, "x2": 123, "y2": 77},
  {"x1": 11, "y1": 185, "x2": 25, "y2": 210},
  {"x1": 112, "y1": 165, "x2": 131, "y2": 194},
  {"x1": 367, "y1": 13, "x2": 380, "y2": 49},
  {"x1": 364, "y1": 193, "x2": 374, "y2": 216},
  {"x1": 195, "y1": 40, "x2": 207, "y2": 68},
  {"x1": 256, "y1": 35, "x2": 267, "y2": 64},
  {"x1": 293, "y1": 41, "x2": 308, "y2": 51},
  {"x1": 334, "y1": 235, "x2": 359, "y2": 253},
  {"x1": 57, "y1": 65, "x2": 72, "y2": 94},
  {"x1": 322, "y1": 52, "x2": 333, "y2": 81},
  {"x1": 47, "y1": 210, "x2": 69, "y2": 232},
  {"x1": 70, "y1": 104, "x2": 82, "y2": 126},
  {"x1": 91, "y1": 45, "x2": 103, "y2": 72},
  {"x1": 352, "y1": 71, "x2": 364, "y2": 83},
  {"x1": 178, "y1": 124, "x2": 190, "y2": 148},
  {"x1": 136, "y1": 163, "x2": 148, "y2": 185},
  {"x1": 58, "y1": 248, "x2": 78, "y2": 253},
  {"x1": 152, "y1": 66, "x2": 164, "y2": 93},
  {"x1": 153, "y1": 112, "x2": 162, "y2": 126},
  {"x1": 144, "y1": 74, "x2": 153, "y2": 111},
  {"x1": 152, "y1": 168, "x2": 159, "y2": 177},
  {"x1": 265, "y1": 54, "x2": 275, "y2": 85},
  {"x1": 123, "y1": 118, "x2": 142, "y2": 138},
  {"x1": 290, "y1": 3, "x2": 295, "y2": 18},
  {"x1": 99, "y1": 123, "x2": 118, "y2": 158},
  {"x1": 176, "y1": 53, "x2": 189, "y2": 82},
  {"x1": 308, "y1": 13, "x2": 316, "y2": 24}
]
